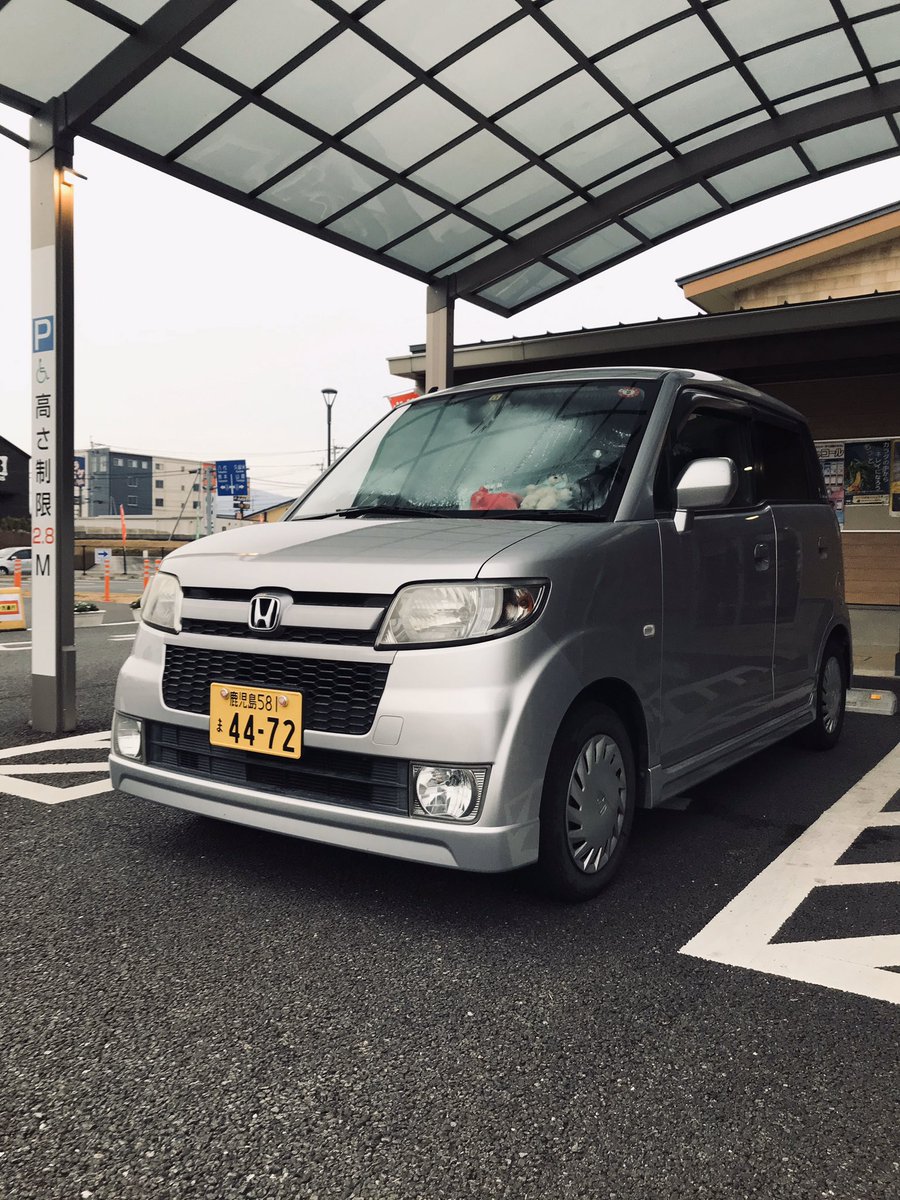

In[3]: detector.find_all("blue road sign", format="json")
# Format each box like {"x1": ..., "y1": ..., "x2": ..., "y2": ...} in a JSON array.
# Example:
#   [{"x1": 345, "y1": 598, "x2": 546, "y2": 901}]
[
  {"x1": 32, "y1": 316, "x2": 54, "y2": 353},
  {"x1": 215, "y1": 459, "x2": 248, "y2": 496}
]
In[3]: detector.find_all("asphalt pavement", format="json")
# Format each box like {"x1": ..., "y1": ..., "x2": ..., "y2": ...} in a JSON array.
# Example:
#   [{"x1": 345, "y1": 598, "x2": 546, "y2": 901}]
[{"x1": 1, "y1": 616, "x2": 898, "y2": 1199}]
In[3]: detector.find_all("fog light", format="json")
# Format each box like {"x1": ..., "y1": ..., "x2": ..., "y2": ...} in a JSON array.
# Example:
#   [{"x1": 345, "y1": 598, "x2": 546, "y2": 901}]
[
  {"x1": 114, "y1": 713, "x2": 142, "y2": 760},
  {"x1": 415, "y1": 766, "x2": 477, "y2": 819}
]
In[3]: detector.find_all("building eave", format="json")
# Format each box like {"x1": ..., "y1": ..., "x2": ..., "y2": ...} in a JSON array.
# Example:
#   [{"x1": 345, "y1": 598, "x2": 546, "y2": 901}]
[{"x1": 388, "y1": 291, "x2": 900, "y2": 386}]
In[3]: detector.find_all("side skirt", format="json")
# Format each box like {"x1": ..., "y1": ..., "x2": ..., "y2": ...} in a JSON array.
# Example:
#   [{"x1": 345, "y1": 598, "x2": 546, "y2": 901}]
[{"x1": 645, "y1": 704, "x2": 815, "y2": 808}]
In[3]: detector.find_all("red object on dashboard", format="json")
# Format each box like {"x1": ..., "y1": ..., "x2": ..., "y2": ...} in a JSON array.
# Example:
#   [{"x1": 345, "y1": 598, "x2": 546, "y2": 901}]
[{"x1": 470, "y1": 486, "x2": 522, "y2": 511}]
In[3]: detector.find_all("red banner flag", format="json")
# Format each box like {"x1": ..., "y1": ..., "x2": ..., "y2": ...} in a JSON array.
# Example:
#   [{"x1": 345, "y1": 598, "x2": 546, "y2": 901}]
[
  {"x1": 388, "y1": 389, "x2": 419, "y2": 408},
  {"x1": 119, "y1": 503, "x2": 127, "y2": 547}
]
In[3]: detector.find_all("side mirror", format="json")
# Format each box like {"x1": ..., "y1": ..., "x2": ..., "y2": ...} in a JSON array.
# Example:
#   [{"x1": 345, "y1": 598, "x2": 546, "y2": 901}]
[{"x1": 673, "y1": 457, "x2": 738, "y2": 532}]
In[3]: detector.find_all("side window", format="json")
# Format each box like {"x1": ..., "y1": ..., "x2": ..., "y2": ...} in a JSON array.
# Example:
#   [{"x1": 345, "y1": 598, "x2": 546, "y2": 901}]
[
  {"x1": 655, "y1": 405, "x2": 754, "y2": 512},
  {"x1": 754, "y1": 418, "x2": 820, "y2": 502}
]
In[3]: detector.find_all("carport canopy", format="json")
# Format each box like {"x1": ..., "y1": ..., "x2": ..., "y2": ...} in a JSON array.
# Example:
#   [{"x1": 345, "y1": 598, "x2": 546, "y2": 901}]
[
  {"x1": 3, "y1": 0, "x2": 900, "y2": 735},
  {"x1": 2, "y1": 0, "x2": 900, "y2": 318}
]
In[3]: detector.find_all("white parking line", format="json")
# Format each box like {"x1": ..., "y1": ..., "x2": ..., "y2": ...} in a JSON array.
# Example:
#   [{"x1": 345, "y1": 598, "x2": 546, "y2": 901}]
[
  {"x1": 0, "y1": 762, "x2": 110, "y2": 775},
  {"x1": 109, "y1": 634, "x2": 135, "y2": 642},
  {"x1": 680, "y1": 741, "x2": 900, "y2": 1006},
  {"x1": 1, "y1": 620, "x2": 137, "y2": 647},
  {"x1": 0, "y1": 730, "x2": 113, "y2": 805}
]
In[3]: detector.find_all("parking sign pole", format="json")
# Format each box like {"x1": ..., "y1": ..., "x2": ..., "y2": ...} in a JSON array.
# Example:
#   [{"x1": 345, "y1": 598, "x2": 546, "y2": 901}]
[{"x1": 30, "y1": 103, "x2": 76, "y2": 732}]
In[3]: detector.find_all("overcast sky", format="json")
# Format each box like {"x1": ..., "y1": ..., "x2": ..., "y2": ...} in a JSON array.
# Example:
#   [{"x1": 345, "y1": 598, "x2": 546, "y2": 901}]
[{"x1": 2, "y1": 100, "x2": 899, "y2": 498}]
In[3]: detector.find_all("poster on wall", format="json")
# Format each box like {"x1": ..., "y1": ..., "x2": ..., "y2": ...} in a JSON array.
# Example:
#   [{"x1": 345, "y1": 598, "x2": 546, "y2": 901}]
[
  {"x1": 844, "y1": 439, "x2": 891, "y2": 506},
  {"x1": 891, "y1": 440, "x2": 900, "y2": 518},
  {"x1": 816, "y1": 441, "x2": 845, "y2": 526}
]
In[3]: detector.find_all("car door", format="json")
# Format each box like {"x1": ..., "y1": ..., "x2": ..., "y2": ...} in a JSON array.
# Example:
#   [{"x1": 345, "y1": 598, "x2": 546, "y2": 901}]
[
  {"x1": 15, "y1": 549, "x2": 32, "y2": 575},
  {"x1": 753, "y1": 414, "x2": 839, "y2": 713},
  {"x1": 656, "y1": 395, "x2": 776, "y2": 767}
]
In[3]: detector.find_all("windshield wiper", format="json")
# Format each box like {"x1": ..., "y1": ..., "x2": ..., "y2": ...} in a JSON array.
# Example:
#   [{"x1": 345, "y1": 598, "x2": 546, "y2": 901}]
[
  {"x1": 335, "y1": 504, "x2": 453, "y2": 519},
  {"x1": 294, "y1": 505, "x2": 607, "y2": 521},
  {"x1": 472, "y1": 508, "x2": 607, "y2": 522}
]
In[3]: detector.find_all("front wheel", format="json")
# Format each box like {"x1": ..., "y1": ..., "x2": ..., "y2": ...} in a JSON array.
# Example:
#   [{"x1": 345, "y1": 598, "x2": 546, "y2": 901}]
[
  {"x1": 537, "y1": 702, "x2": 636, "y2": 901},
  {"x1": 798, "y1": 644, "x2": 847, "y2": 750},
  {"x1": 0, "y1": 566, "x2": 8, "y2": 575}
]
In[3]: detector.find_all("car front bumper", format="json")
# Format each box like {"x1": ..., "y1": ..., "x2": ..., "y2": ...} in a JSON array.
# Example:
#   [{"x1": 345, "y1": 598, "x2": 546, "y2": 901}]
[{"x1": 109, "y1": 752, "x2": 539, "y2": 873}]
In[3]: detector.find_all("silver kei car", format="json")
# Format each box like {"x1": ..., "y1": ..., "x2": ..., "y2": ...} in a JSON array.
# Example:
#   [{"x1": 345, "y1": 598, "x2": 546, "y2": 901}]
[{"x1": 110, "y1": 368, "x2": 850, "y2": 900}]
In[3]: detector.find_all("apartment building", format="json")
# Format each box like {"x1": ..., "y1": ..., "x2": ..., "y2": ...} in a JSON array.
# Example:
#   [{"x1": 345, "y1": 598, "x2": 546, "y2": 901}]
[{"x1": 77, "y1": 448, "x2": 207, "y2": 518}]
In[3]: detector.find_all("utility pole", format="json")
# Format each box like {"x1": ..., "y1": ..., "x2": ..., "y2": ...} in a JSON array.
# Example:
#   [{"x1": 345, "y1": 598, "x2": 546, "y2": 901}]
[{"x1": 204, "y1": 462, "x2": 215, "y2": 536}]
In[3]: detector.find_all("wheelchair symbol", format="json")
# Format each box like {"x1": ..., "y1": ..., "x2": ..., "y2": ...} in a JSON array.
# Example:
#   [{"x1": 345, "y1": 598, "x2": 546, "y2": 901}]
[{"x1": 35, "y1": 360, "x2": 50, "y2": 384}]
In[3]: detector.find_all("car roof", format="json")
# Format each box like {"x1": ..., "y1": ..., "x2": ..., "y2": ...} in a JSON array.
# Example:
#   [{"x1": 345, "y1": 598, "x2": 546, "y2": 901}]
[{"x1": 431, "y1": 367, "x2": 807, "y2": 424}]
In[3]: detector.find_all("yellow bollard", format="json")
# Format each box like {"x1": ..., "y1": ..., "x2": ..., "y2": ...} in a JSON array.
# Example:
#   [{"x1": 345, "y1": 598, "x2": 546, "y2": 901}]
[{"x1": 0, "y1": 587, "x2": 26, "y2": 632}]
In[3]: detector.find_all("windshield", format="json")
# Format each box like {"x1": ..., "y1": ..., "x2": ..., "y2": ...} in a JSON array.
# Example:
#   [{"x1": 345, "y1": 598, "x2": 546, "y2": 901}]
[{"x1": 292, "y1": 379, "x2": 660, "y2": 520}]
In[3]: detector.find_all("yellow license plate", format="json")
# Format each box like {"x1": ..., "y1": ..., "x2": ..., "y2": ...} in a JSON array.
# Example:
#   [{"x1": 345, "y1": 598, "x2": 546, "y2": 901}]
[{"x1": 209, "y1": 683, "x2": 302, "y2": 758}]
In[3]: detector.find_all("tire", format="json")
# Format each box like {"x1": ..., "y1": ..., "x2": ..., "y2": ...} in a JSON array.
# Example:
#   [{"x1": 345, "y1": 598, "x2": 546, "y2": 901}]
[
  {"x1": 798, "y1": 643, "x2": 847, "y2": 751},
  {"x1": 0, "y1": 566, "x2": 8, "y2": 575},
  {"x1": 537, "y1": 702, "x2": 636, "y2": 901}
]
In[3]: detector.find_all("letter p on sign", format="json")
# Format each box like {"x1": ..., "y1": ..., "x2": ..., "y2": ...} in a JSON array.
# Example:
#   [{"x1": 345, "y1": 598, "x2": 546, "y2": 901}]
[{"x1": 33, "y1": 316, "x2": 54, "y2": 353}]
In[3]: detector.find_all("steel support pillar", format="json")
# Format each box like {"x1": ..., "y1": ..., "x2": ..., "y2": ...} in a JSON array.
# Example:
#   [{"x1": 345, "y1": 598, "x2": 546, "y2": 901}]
[
  {"x1": 425, "y1": 281, "x2": 455, "y2": 391},
  {"x1": 30, "y1": 103, "x2": 76, "y2": 732}
]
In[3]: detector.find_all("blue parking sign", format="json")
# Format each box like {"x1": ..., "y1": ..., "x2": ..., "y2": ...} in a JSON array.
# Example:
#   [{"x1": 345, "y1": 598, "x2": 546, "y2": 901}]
[{"x1": 33, "y1": 316, "x2": 54, "y2": 353}]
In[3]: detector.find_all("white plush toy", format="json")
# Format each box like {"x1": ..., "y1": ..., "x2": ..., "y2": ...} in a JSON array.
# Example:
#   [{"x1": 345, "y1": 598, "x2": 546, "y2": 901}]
[{"x1": 520, "y1": 473, "x2": 574, "y2": 510}]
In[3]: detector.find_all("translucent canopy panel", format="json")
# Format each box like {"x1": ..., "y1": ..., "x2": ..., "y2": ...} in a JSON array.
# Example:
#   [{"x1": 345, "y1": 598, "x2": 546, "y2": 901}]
[
  {"x1": 1, "y1": 0, "x2": 898, "y2": 316},
  {"x1": 0, "y1": 0, "x2": 127, "y2": 103}
]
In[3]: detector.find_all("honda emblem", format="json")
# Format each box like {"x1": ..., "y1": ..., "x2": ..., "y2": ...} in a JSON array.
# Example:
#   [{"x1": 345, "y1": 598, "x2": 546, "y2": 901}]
[{"x1": 249, "y1": 594, "x2": 282, "y2": 632}]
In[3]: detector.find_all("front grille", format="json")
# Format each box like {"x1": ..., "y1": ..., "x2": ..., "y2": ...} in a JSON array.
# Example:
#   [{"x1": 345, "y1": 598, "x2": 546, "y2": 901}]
[
  {"x1": 181, "y1": 618, "x2": 374, "y2": 647},
  {"x1": 162, "y1": 645, "x2": 389, "y2": 735},
  {"x1": 145, "y1": 721, "x2": 408, "y2": 815},
  {"x1": 182, "y1": 586, "x2": 390, "y2": 608}
]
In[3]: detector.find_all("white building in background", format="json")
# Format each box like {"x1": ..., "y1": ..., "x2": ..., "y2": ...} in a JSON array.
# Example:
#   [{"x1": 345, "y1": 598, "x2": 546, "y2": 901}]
[{"x1": 151, "y1": 454, "x2": 205, "y2": 519}]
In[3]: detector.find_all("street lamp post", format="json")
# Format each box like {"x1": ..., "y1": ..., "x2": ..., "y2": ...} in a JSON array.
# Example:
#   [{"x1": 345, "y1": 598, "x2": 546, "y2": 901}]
[{"x1": 322, "y1": 387, "x2": 337, "y2": 468}]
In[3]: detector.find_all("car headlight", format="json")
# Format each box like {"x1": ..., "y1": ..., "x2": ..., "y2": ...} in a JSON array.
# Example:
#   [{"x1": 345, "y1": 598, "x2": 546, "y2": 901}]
[
  {"x1": 141, "y1": 571, "x2": 183, "y2": 633},
  {"x1": 376, "y1": 581, "x2": 546, "y2": 648}
]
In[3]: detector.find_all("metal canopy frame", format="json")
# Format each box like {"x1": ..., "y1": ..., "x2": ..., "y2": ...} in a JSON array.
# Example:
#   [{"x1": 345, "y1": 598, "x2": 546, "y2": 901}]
[
  {"x1": 3, "y1": 0, "x2": 900, "y2": 732},
  {"x1": 2, "y1": 0, "x2": 899, "y2": 317}
]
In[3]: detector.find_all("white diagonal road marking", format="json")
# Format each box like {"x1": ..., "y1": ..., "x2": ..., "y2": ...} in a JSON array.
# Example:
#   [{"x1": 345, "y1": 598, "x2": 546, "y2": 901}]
[
  {"x1": 0, "y1": 730, "x2": 113, "y2": 805},
  {"x1": 0, "y1": 730, "x2": 111, "y2": 759},
  {"x1": 681, "y1": 741, "x2": 900, "y2": 1005}
]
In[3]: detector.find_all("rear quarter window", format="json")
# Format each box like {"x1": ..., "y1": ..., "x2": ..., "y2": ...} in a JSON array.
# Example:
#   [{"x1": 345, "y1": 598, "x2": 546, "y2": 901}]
[{"x1": 753, "y1": 417, "x2": 821, "y2": 503}]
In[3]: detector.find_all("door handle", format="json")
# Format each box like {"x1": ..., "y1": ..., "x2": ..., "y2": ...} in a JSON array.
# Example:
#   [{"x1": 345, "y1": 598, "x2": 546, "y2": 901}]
[
  {"x1": 817, "y1": 536, "x2": 828, "y2": 558},
  {"x1": 753, "y1": 542, "x2": 770, "y2": 571}
]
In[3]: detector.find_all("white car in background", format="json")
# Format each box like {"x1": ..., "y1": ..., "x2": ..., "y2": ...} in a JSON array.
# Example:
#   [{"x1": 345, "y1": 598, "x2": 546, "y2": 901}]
[{"x1": 0, "y1": 546, "x2": 32, "y2": 575}]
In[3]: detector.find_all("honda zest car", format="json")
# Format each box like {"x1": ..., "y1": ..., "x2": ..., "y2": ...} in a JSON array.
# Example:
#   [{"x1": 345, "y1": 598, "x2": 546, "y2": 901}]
[{"x1": 110, "y1": 368, "x2": 850, "y2": 900}]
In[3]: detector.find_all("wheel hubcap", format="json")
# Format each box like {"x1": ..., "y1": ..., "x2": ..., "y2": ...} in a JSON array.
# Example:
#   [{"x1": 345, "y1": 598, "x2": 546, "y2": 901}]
[
  {"x1": 822, "y1": 656, "x2": 843, "y2": 734},
  {"x1": 566, "y1": 735, "x2": 627, "y2": 873}
]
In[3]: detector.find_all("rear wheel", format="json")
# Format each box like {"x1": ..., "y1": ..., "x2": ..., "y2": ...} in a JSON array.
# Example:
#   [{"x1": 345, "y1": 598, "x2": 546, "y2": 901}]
[
  {"x1": 537, "y1": 702, "x2": 636, "y2": 901},
  {"x1": 798, "y1": 643, "x2": 846, "y2": 750}
]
